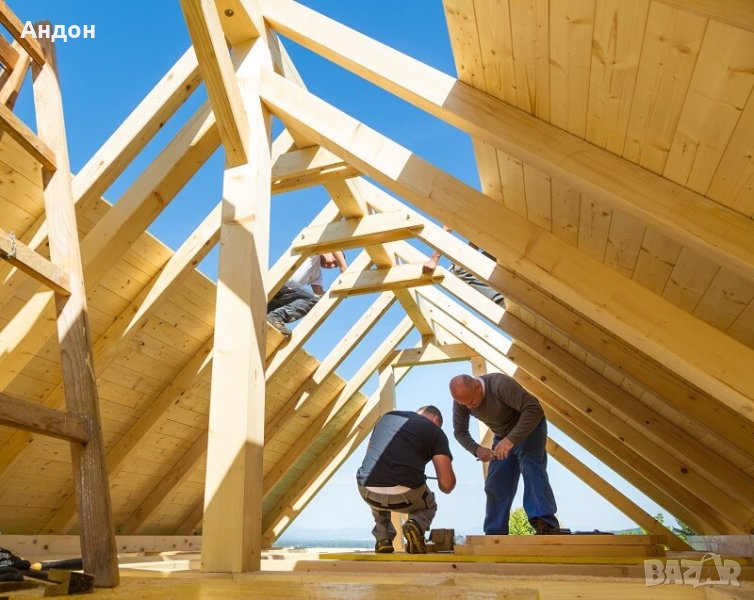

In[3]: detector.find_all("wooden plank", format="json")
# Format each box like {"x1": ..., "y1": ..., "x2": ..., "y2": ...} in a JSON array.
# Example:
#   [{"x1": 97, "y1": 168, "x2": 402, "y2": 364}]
[
  {"x1": 31, "y1": 30, "x2": 118, "y2": 587},
  {"x1": 0, "y1": 41, "x2": 30, "y2": 108},
  {"x1": 0, "y1": 1, "x2": 45, "y2": 65},
  {"x1": 180, "y1": 0, "x2": 250, "y2": 166},
  {"x1": 201, "y1": 37, "x2": 271, "y2": 574},
  {"x1": 272, "y1": 145, "x2": 347, "y2": 180},
  {"x1": 258, "y1": 73, "x2": 754, "y2": 422},
  {"x1": 458, "y1": 544, "x2": 660, "y2": 557},
  {"x1": 549, "y1": 0, "x2": 595, "y2": 137},
  {"x1": 508, "y1": 0, "x2": 549, "y2": 119},
  {"x1": 292, "y1": 211, "x2": 423, "y2": 255},
  {"x1": 329, "y1": 263, "x2": 443, "y2": 297},
  {"x1": 261, "y1": 0, "x2": 754, "y2": 280},
  {"x1": 623, "y1": 3, "x2": 706, "y2": 174},
  {"x1": 0, "y1": 535, "x2": 202, "y2": 555},
  {"x1": 0, "y1": 226, "x2": 70, "y2": 294},
  {"x1": 0, "y1": 391, "x2": 88, "y2": 444},
  {"x1": 466, "y1": 534, "x2": 661, "y2": 546},
  {"x1": 663, "y1": 22, "x2": 754, "y2": 194},
  {"x1": 391, "y1": 342, "x2": 476, "y2": 367},
  {"x1": 0, "y1": 99, "x2": 56, "y2": 170},
  {"x1": 585, "y1": 0, "x2": 649, "y2": 154},
  {"x1": 0, "y1": 31, "x2": 19, "y2": 69},
  {"x1": 545, "y1": 439, "x2": 693, "y2": 551}
]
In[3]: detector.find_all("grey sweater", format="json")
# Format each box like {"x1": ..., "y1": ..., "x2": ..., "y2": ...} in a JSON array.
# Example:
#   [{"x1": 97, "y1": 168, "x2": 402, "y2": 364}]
[{"x1": 453, "y1": 373, "x2": 544, "y2": 455}]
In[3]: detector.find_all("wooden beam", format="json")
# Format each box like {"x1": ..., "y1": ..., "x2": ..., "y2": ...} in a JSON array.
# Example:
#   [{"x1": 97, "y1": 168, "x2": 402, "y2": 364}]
[
  {"x1": 271, "y1": 165, "x2": 359, "y2": 194},
  {"x1": 263, "y1": 316, "x2": 413, "y2": 495},
  {"x1": 180, "y1": 0, "x2": 250, "y2": 166},
  {"x1": 215, "y1": 0, "x2": 264, "y2": 43},
  {"x1": 201, "y1": 37, "x2": 271, "y2": 574},
  {"x1": 0, "y1": 536, "x2": 202, "y2": 556},
  {"x1": 0, "y1": 226, "x2": 70, "y2": 295},
  {"x1": 0, "y1": 31, "x2": 19, "y2": 69},
  {"x1": 292, "y1": 211, "x2": 423, "y2": 255},
  {"x1": 259, "y1": 72, "x2": 754, "y2": 425},
  {"x1": 262, "y1": 366, "x2": 413, "y2": 543},
  {"x1": 368, "y1": 185, "x2": 754, "y2": 459},
  {"x1": 655, "y1": 0, "x2": 754, "y2": 34},
  {"x1": 419, "y1": 291, "x2": 746, "y2": 534},
  {"x1": 0, "y1": 3, "x2": 45, "y2": 65},
  {"x1": 0, "y1": 41, "x2": 30, "y2": 108},
  {"x1": 119, "y1": 433, "x2": 208, "y2": 534},
  {"x1": 263, "y1": 37, "x2": 434, "y2": 337},
  {"x1": 0, "y1": 98, "x2": 56, "y2": 170},
  {"x1": 545, "y1": 438, "x2": 693, "y2": 551},
  {"x1": 264, "y1": 291, "x2": 395, "y2": 442},
  {"x1": 0, "y1": 392, "x2": 88, "y2": 444},
  {"x1": 330, "y1": 263, "x2": 443, "y2": 297},
  {"x1": 261, "y1": 0, "x2": 754, "y2": 280},
  {"x1": 272, "y1": 145, "x2": 348, "y2": 180},
  {"x1": 31, "y1": 31, "x2": 118, "y2": 587},
  {"x1": 391, "y1": 342, "x2": 476, "y2": 367},
  {"x1": 72, "y1": 47, "x2": 202, "y2": 215}
]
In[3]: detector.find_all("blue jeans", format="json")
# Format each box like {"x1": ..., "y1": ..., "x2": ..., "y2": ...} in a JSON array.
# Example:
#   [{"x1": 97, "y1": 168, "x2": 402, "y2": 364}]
[
  {"x1": 450, "y1": 266, "x2": 504, "y2": 306},
  {"x1": 267, "y1": 283, "x2": 318, "y2": 324},
  {"x1": 484, "y1": 419, "x2": 559, "y2": 534}
]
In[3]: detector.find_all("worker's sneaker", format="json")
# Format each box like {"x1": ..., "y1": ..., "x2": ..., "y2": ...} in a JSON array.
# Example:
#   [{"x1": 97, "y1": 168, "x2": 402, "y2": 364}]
[
  {"x1": 267, "y1": 314, "x2": 292, "y2": 337},
  {"x1": 402, "y1": 519, "x2": 427, "y2": 554},
  {"x1": 375, "y1": 539, "x2": 394, "y2": 554}
]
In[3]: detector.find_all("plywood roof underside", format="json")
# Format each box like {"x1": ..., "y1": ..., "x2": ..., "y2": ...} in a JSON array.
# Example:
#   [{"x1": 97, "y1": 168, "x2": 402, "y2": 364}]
[{"x1": 1, "y1": 0, "x2": 753, "y2": 545}]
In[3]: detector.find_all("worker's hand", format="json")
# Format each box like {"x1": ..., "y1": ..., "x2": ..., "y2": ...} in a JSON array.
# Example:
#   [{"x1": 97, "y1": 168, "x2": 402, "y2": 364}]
[
  {"x1": 475, "y1": 446, "x2": 494, "y2": 462},
  {"x1": 492, "y1": 438, "x2": 514, "y2": 461},
  {"x1": 422, "y1": 258, "x2": 438, "y2": 274}
]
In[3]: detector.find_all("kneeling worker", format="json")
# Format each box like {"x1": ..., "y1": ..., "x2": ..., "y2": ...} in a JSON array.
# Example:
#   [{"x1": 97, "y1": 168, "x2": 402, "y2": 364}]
[{"x1": 356, "y1": 406, "x2": 456, "y2": 553}]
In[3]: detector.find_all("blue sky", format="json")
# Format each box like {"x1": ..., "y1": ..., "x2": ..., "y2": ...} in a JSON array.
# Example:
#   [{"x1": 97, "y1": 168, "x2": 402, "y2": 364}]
[{"x1": 12, "y1": 1, "x2": 678, "y2": 539}]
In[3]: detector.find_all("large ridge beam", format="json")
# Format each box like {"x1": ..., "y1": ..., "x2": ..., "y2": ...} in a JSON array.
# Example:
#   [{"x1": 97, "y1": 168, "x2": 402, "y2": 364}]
[
  {"x1": 261, "y1": 0, "x2": 754, "y2": 280},
  {"x1": 257, "y1": 71, "x2": 754, "y2": 425}
]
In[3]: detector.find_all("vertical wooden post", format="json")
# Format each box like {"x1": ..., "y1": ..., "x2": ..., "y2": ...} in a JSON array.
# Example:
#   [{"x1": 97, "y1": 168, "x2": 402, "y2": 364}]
[
  {"x1": 377, "y1": 364, "x2": 405, "y2": 551},
  {"x1": 471, "y1": 356, "x2": 494, "y2": 480},
  {"x1": 31, "y1": 24, "x2": 119, "y2": 587},
  {"x1": 201, "y1": 36, "x2": 272, "y2": 573}
]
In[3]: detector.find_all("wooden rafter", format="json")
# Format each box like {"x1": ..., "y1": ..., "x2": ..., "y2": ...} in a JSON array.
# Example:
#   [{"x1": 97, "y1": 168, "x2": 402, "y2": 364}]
[
  {"x1": 366, "y1": 184, "x2": 754, "y2": 458},
  {"x1": 264, "y1": 291, "x2": 395, "y2": 442},
  {"x1": 258, "y1": 75, "x2": 754, "y2": 422},
  {"x1": 418, "y1": 290, "x2": 746, "y2": 534},
  {"x1": 262, "y1": 347, "x2": 413, "y2": 544},
  {"x1": 0, "y1": 101, "x2": 220, "y2": 391},
  {"x1": 261, "y1": 0, "x2": 754, "y2": 281},
  {"x1": 0, "y1": 2, "x2": 45, "y2": 65},
  {"x1": 545, "y1": 438, "x2": 693, "y2": 551},
  {"x1": 0, "y1": 99, "x2": 56, "y2": 170},
  {"x1": 0, "y1": 41, "x2": 31, "y2": 108},
  {"x1": 180, "y1": 0, "x2": 250, "y2": 166},
  {"x1": 263, "y1": 316, "x2": 413, "y2": 495}
]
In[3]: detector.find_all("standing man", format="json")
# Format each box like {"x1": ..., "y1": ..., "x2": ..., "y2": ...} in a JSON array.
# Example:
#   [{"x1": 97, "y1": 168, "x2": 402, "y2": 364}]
[
  {"x1": 267, "y1": 251, "x2": 347, "y2": 337},
  {"x1": 356, "y1": 406, "x2": 456, "y2": 554},
  {"x1": 450, "y1": 373, "x2": 561, "y2": 535}
]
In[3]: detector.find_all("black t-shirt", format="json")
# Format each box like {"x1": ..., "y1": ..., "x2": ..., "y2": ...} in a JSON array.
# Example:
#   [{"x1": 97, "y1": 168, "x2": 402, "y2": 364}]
[{"x1": 356, "y1": 410, "x2": 452, "y2": 488}]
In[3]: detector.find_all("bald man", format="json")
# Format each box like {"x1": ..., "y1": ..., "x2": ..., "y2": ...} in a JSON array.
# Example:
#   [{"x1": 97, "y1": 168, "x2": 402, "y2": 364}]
[{"x1": 450, "y1": 373, "x2": 561, "y2": 535}]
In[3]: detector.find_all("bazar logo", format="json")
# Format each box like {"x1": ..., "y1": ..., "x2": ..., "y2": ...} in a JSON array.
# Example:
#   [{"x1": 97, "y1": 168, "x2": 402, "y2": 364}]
[{"x1": 645, "y1": 553, "x2": 741, "y2": 587}]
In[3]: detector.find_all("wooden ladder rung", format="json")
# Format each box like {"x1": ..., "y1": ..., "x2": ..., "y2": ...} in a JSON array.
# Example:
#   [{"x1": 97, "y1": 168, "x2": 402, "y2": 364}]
[{"x1": 0, "y1": 227, "x2": 70, "y2": 295}]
